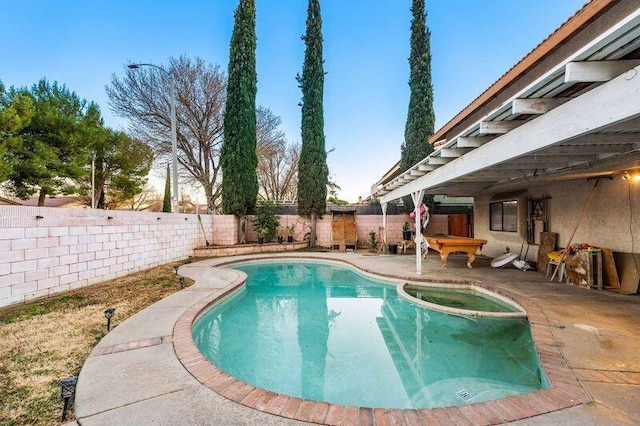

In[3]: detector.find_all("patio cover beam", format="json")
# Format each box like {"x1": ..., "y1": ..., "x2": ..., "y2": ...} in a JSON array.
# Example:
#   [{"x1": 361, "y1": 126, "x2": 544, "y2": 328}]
[
  {"x1": 440, "y1": 148, "x2": 474, "y2": 158},
  {"x1": 512, "y1": 98, "x2": 572, "y2": 114},
  {"x1": 380, "y1": 64, "x2": 640, "y2": 204},
  {"x1": 478, "y1": 121, "x2": 524, "y2": 135},
  {"x1": 456, "y1": 136, "x2": 495, "y2": 148},
  {"x1": 565, "y1": 60, "x2": 640, "y2": 83}
]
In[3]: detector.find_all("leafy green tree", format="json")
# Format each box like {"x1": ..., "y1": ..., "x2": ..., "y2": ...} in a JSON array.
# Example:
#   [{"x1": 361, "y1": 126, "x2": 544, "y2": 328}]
[
  {"x1": 1, "y1": 80, "x2": 152, "y2": 208},
  {"x1": 297, "y1": 0, "x2": 328, "y2": 248},
  {"x1": 220, "y1": 0, "x2": 258, "y2": 243},
  {"x1": 327, "y1": 196, "x2": 349, "y2": 206},
  {"x1": 0, "y1": 82, "x2": 34, "y2": 182},
  {"x1": 75, "y1": 103, "x2": 153, "y2": 209},
  {"x1": 2, "y1": 79, "x2": 87, "y2": 205},
  {"x1": 162, "y1": 163, "x2": 171, "y2": 212},
  {"x1": 99, "y1": 133, "x2": 153, "y2": 209},
  {"x1": 400, "y1": 0, "x2": 435, "y2": 212}
]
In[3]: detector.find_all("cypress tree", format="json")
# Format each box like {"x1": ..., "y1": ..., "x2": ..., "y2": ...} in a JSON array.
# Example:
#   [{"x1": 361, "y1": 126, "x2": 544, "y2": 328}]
[
  {"x1": 162, "y1": 163, "x2": 171, "y2": 212},
  {"x1": 297, "y1": 0, "x2": 328, "y2": 248},
  {"x1": 400, "y1": 0, "x2": 435, "y2": 212},
  {"x1": 221, "y1": 0, "x2": 258, "y2": 243}
]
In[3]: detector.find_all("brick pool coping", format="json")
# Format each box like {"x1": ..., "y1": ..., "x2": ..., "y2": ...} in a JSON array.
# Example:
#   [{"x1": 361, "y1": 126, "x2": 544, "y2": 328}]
[{"x1": 172, "y1": 256, "x2": 592, "y2": 425}]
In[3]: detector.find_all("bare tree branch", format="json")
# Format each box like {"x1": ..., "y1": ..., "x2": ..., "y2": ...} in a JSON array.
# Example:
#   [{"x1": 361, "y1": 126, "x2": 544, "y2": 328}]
[
  {"x1": 257, "y1": 107, "x2": 299, "y2": 202},
  {"x1": 106, "y1": 56, "x2": 226, "y2": 212}
]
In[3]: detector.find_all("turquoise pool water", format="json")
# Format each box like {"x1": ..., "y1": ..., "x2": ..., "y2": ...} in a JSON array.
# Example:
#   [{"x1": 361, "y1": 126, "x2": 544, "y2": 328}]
[{"x1": 192, "y1": 261, "x2": 548, "y2": 409}]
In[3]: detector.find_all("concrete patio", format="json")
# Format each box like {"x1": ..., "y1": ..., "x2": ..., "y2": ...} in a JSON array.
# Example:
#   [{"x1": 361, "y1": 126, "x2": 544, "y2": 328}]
[{"x1": 70, "y1": 252, "x2": 640, "y2": 425}]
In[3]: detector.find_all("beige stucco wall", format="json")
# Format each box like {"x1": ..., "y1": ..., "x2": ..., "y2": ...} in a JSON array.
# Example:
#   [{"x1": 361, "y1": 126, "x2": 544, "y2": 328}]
[{"x1": 474, "y1": 178, "x2": 640, "y2": 262}]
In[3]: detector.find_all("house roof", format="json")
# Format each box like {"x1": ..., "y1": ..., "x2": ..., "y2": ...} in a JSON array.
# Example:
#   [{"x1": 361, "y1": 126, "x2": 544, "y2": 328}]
[
  {"x1": 370, "y1": 161, "x2": 401, "y2": 194},
  {"x1": 429, "y1": 0, "x2": 618, "y2": 145},
  {"x1": 374, "y1": 0, "x2": 640, "y2": 201},
  {"x1": 0, "y1": 196, "x2": 21, "y2": 205},
  {"x1": 19, "y1": 196, "x2": 85, "y2": 208}
]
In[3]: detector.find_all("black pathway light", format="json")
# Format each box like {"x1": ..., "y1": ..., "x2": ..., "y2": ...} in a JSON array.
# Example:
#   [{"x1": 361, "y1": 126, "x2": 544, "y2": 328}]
[
  {"x1": 104, "y1": 307, "x2": 116, "y2": 331},
  {"x1": 58, "y1": 377, "x2": 77, "y2": 421}
]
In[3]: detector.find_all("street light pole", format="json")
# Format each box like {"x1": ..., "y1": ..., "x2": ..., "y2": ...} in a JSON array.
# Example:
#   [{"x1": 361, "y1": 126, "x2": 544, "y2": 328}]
[
  {"x1": 91, "y1": 152, "x2": 95, "y2": 209},
  {"x1": 128, "y1": 63, "x2": 179, "y2": 213},
  {"x1": 168, "y1": 76, "x2": 179, "y2": 213}
]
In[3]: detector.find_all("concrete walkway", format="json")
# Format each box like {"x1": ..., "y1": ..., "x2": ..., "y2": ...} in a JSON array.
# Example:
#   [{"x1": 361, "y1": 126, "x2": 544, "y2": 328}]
[{"x1": 71, "y1": 252, "x2": 640, "y2": 425}]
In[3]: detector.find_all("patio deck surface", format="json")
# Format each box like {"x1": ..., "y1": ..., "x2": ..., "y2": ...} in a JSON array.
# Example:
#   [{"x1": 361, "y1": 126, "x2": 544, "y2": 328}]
[{"x1": 71, "y1": 251, "x2": 640, "y2": 425}]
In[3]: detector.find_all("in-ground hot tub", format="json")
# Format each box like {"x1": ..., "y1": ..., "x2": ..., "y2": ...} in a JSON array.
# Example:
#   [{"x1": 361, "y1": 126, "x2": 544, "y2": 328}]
[{"x1": 399, "y1": 282, "x2": 527, "y2": 318}]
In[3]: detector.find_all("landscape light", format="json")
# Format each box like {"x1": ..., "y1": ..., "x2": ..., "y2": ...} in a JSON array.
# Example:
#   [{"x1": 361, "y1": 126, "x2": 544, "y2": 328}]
[
  {"x1": 104, "y1": 308, "x2": 116, "y2": 331},
  {"x1": 179, "y1": 277, "x2": 185, "y2": 289},
  {"x1": 58, "y1": 377, "x2": 77, "y2": 421},
  {"x1": 173, "y1": 265, "x2": 179, "y2": 274}
]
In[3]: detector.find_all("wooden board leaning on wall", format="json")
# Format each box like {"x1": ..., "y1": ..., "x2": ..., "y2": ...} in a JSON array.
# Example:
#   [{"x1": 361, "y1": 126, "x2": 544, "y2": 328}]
[
  {"x1": 600, "y1": 248, "x2": 620, "y2": 289},
  {"x1": 613, "y1": 252, "x2": 640, "y2": 294}
]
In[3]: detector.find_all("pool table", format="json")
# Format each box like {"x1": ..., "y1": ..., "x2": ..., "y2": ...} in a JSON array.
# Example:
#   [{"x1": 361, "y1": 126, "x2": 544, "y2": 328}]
[{"x1": 425, "y1": 235, "x2": 487, "y2": 268}]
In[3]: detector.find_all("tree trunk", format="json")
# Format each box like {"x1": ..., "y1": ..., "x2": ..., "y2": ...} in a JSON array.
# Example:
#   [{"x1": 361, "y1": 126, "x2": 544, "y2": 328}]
[
  {"x1": 38, "y1": 189, "x2": 46, "y2": 207},
  {"x1": 97, "y1": 190, "x2": 106, "y2": 209},
  {"x1": 309, "y1": 212, "x2": 317, "y2": 248},
  {"x1": 238, "y1": 214, "x2": 246, "y2": 244},
  {"x1": 95, "y1": 153, "x2": 105, "y2": 209},
  {"x1": 203, "y1": 183, "x2": 217, "y2": 214}
]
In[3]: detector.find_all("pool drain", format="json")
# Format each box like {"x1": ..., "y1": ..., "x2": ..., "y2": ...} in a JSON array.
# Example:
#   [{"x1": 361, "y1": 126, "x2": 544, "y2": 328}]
[{"x1": 456, "y1": 389, "x2": 474, "y2": 401}]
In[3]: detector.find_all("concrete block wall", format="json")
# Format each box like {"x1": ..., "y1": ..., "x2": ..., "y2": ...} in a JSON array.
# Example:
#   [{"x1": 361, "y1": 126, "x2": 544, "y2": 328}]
[
  {"x1": 0, "y1": 206, "x2": 214, "y2": 308},
  {"x1": 244, "y1": 215, "x2": 327, "y2": 244},
  {"x1": 211, "y1": 215, "x2": 237, "y2": 246},
  {"x1": 0, "y1": 208, "x2": 416, "y2": 308},
  {"x1": 356, "y1": 215, "x2": 412, "y2": 247},
  {"x1": 243, "y1": 214, "x2": 412, "y2": 248}
]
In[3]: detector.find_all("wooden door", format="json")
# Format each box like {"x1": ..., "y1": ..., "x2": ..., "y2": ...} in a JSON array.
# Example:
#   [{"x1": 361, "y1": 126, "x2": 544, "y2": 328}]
[
  {"x1": 448, "y1": 214, "x2": 470, "y2": 237},
  {"x1": 332, "y1": 212, "x2": 356, "y2": 251}
]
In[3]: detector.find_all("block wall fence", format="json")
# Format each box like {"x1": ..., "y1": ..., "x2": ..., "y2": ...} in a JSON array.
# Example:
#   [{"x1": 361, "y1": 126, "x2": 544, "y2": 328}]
[
  {"x1": 0, "y1": 206, "x2": 420, "y2": 309},
  {"x1": 0, "y1": 206, "x2": 223, "y2": 308},
  {"x1": 242, "y1": 214, "x2": 414, "y2": 247}
]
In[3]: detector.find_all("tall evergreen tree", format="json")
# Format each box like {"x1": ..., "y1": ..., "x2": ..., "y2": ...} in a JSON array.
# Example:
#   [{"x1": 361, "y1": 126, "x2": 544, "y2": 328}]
[
  {"x1": 2, "y1": 79, "x2": 88, "y2": 205},
  {"x1": 162, "y1": 163, "x2": 171, "y2": 212},
  {"x1": 0, "y1": 82, "x2": 34, "y2": 182},
  {"x1": 400, "y1": 0, "x2": 435, "y2": 212},
  {"x1": 297, "y1": 0, "x2": 328, "y2": 248},
  {"x1": 220, "y1": 0, "x2": 258, "y2": 243}
]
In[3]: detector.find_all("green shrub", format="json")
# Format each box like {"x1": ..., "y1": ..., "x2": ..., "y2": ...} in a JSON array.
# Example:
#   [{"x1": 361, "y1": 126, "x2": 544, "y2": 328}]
[{"x1": 251, "y1": 202, "x2": 280, "y2": 242}]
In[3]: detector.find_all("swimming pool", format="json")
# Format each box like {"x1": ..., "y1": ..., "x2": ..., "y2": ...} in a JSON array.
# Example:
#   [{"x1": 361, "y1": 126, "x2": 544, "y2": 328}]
[{"x1": 192, "y1": 260, "x2": 548, "y2": 409}]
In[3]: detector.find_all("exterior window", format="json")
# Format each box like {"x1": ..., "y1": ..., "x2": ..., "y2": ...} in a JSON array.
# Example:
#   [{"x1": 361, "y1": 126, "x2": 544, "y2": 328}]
[{"x1": 490, "y1": 200, "x2": 517, "y2": 232}]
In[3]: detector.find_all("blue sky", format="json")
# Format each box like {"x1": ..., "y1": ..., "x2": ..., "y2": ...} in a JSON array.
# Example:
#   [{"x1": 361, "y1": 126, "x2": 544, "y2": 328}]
[{"x1": 2, "y1": 0, "x2": 586, "y2": 202}]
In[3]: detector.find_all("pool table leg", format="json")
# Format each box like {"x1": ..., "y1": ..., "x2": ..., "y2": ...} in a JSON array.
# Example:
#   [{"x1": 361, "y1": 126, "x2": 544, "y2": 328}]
[
  {"x1": 440, "y1": 252, "x2": 448, "y2": 268},
  {"x1": 466, "y1": 253, "x2": 476, "y2": 268}
]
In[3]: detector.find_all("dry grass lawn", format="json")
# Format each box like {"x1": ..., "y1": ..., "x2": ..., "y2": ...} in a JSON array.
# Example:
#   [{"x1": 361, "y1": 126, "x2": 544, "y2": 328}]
[{"x1": 0, "y1": 261, "x2": 193, "y2": 425}]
